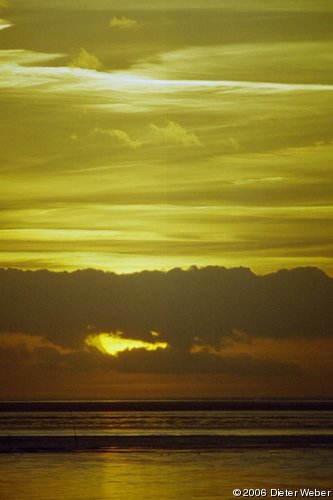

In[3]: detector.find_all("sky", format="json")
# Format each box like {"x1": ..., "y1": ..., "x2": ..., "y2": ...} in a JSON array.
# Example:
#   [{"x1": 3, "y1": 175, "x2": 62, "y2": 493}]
[{"x1": 0, "y1": 0, "x2": 333, "y2": 399}]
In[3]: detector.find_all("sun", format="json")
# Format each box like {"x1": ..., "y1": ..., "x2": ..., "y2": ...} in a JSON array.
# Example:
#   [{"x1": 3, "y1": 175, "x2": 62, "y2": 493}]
[{"x1": 86, "y1": 331, "x2": 168, "y2": 357}]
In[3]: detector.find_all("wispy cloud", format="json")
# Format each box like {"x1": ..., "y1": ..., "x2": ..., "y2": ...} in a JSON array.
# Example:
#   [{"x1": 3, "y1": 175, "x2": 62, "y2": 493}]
[
  {"x1": 1, "y1": 47, "x2": 332, "y2": 110},
  {"x1": 1, "y1": 6, "x2": 332, "y2": 278},
  {"x1": 0, "y1": 49, "x2": 64, "y2": 66},
  {"x1": 70, "y1": 48, "x2": 102, "y2": 71},
  {"x1": 93, "y1": 127, "x2": 142, "y2": 149},
  {"x1": 0, "y1": 18, "x2": 11, "y2": 30},
  {"x1": 150, "y1": 121, "x2": 202, "y2": 147},
  {"x1": 132, "y1": 42, "x2": 333, "y2": 89},
  {"x1": 9, "y1": 0, "x2": 332, "y2": 12},
  {"x1": 110, "y1": 16, "x2": 138, "y2": 29}
]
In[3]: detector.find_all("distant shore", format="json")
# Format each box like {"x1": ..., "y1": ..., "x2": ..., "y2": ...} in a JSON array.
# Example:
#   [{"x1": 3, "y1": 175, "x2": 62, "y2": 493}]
[
  {"x1": 0, "y1": 399, "x2": 333, "y2": 412},
  {"x1": 1, "y1": 434, "x2": 333, "y2": 453},
  {"x1": 1, "y1": 400, "x2": 333, "y2": 412}
]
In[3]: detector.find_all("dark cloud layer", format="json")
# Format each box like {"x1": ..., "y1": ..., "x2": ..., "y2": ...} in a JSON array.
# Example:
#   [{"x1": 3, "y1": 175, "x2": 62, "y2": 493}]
[
  {"x1": 106, "y1": 348, "x2": 299, "y2": 377},
  {"x1": 0, "y1": 340, "x2": 298, "y2": 377},
  {"x1": 1, "y1": 266, "x2": 333, "y2": 383},
  {"x1": 1, "y1": 266, "x2": 332, "y2": 350}
]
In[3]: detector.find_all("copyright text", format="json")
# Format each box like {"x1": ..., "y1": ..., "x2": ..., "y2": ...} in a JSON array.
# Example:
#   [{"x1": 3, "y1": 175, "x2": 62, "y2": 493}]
[{"x1": 232, "y1": 489, "x2": 332, "y2": 497}]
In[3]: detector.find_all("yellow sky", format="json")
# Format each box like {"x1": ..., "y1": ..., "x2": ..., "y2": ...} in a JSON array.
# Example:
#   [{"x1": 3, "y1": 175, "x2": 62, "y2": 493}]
[{"x1": 1, "y1": 0, "x2": 333, "y2": 276}]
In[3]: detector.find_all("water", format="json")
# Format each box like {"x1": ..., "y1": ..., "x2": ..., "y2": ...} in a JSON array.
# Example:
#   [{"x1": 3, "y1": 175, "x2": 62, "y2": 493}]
[
  {"x1": 1, "y1": 410, "x2": 333, "y2": 438},
  {"x1": 0, "y1": 402, "x2": 332, "y2": 499},
  {"x1": 1, "y1": 449, "x2": 332, "y2": 499}
]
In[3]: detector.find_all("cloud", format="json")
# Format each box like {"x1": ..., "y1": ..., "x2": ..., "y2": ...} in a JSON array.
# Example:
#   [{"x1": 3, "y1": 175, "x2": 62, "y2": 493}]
[
  {"x1": 93, "y1": 127, "x2": 142, "y2": 149},
  {"x1": 0, "y1": 332, "x2": 106, "y2": 373},
  {"x1": 1, "y1": 266, "x2": 332, "y2": 352},
  {"x1": 0, "y1": 331, "x2": 299, "y2": 379},
  {"x1": 0, "y1": 18, "x2": 11, "y2": 30},
  {"x1": 219, "y1": 0, "x2": 333, "y2": 13},
  {"x1": 133, "y1": 42, "x2": 333, "y2": 89},
  {"x1": 110, "y1": 16, "x2": 138, "y2": 29},
  {"x1": 105, "y1": 347, "x2": 300, "y2": 377},
  {"x1": 0, "y1": 332, "x2": 72, "y2": 369},
  {"x1": 9, "y1": 0, "x2": 332, "y2": 12},
  {"x1": 150, "y1": 121, "x2": 202, "y2": 147},
  {"x1": 2, "y1": 266, "x2": 333, "y2": 395},
  {"x1": 69, "y1": 132, "x2": 78, "y2": 141},
  {"x1": 70, "y1": 48, "x2": 102, "y2": 71},
  {"x1": 0, "y1": 49, "x2": 64, "y2": 66}
]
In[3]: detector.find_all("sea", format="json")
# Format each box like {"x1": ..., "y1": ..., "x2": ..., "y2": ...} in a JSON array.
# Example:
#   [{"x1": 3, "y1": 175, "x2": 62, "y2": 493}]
[{"x1": 0, "y1": 400, "x2": 332, "y2": 500}]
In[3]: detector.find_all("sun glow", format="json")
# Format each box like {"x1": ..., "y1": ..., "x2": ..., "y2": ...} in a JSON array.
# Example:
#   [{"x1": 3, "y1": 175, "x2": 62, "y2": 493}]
[{"x1": 86, "y1": 332, "x2": 169, "y2": 357}]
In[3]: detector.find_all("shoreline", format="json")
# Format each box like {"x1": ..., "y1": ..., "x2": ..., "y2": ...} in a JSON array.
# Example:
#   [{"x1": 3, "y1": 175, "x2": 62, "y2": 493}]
[
  {"x1": 1, "y1": 434, "x2": 333, "y2": 453},
  {"x1": 1, "y1": 400, "x2": 333, "y2": 412}
]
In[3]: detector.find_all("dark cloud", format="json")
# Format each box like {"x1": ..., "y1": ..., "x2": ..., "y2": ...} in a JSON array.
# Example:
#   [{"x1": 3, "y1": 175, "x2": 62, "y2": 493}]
[
  {"x1": 107, "y1": 348, "x2": 300, "y2": 377},
  {"x1": 0, "y1": 266, "x2": 332, "y2": 352},
  {"x1": 0, "y1": 342, "x2": 29, "y2": 366},
  {"x1": 0, "y1": 337, "x2": 299, "y2": 378}
]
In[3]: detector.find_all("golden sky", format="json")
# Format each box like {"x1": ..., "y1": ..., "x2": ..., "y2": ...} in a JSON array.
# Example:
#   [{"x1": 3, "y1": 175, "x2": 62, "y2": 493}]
[
  {"x1": 1, "y1": 0, "x2": 332, "y2": 275},
  {"x1": 0, "y1": 1, "x2": 333, "y2": 400}
]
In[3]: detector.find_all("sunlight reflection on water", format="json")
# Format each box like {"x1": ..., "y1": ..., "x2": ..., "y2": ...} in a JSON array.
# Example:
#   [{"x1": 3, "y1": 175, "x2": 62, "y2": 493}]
[{"x1": 0, "y1": 448, "x2": 332, "y2": 500}]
